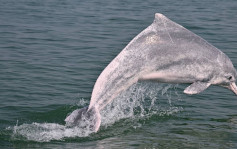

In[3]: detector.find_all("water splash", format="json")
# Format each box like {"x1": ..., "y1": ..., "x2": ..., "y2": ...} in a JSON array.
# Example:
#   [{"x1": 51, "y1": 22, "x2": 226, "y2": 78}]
[
  {"x1": 11, "y1": 83, "x2": 183, "y2": 142},
  {"x1": 12, "y1": 123, "x2": 94, "y2": 142},
  {"x1": 100, "y1": 82, "x2": 182, "y2": 127}
]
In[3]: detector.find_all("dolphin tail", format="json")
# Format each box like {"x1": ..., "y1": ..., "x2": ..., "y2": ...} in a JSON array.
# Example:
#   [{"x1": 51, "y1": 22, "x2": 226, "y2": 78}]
[{"x1": 65, "y1": 106, "x2": 101, "y2": 132}]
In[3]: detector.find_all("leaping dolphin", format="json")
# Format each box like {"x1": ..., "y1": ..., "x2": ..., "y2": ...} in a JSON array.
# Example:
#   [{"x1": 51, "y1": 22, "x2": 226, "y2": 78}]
[{"x1": 65, "y1": 13, "x2": 237, "y2": 132}]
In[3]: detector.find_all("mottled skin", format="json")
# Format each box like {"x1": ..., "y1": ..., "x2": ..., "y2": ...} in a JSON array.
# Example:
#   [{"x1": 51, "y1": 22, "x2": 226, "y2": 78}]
[{"x1": 65, "y1": 13, "x2": 237, "y2": 132}]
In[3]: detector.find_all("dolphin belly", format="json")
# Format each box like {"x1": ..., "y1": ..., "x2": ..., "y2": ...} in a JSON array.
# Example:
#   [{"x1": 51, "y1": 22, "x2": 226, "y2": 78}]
[{"x1": 139, "y1": 71, "x2": 196, "y2": 83}]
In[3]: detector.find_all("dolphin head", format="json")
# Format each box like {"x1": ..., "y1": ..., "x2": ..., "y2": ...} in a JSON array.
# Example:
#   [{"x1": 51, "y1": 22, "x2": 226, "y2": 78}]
[
  {"x1": 220, "y1": 72, "x2": 237, "y2": 95},
  {"x1": 214, "y1": 54, "x2": 237, "y2": 95}
]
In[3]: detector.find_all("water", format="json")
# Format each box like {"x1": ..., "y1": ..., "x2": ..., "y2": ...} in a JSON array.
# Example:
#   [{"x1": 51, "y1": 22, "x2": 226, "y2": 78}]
[{"x1": 0, "y1": 0, "x2": 237, "y2": 148}]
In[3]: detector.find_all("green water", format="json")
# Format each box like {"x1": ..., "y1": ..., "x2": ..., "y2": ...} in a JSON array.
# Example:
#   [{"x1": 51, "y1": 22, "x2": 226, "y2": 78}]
[{"x1": 0, "y1": 0, "x2": 237, "y2": 148}]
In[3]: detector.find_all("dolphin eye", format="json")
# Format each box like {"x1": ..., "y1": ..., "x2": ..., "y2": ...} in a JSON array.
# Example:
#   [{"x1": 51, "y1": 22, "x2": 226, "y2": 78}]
[{"x1": 228, "y1": 76, "x2": 232, "y2": 80}]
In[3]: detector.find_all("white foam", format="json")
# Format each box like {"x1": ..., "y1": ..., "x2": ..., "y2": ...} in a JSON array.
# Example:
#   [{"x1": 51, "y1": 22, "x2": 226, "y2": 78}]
[{"x1": 12, "y1": 121, "x2": 96, "y2": 142}]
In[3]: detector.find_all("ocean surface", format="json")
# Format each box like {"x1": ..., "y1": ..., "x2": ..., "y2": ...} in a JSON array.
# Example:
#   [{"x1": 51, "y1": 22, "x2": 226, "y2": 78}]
[{"x1": 1, "y1": 0, "x2": 237, "y2": 148}]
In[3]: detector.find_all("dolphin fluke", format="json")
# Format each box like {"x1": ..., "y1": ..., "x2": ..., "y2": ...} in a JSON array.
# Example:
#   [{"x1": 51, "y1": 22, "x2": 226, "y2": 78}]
[{"x1": 65, "y1": 106, "x2": 101, "y2": 132}]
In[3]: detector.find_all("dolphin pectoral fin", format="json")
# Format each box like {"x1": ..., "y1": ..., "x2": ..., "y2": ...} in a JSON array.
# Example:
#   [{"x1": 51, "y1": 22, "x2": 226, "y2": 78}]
[{"x1": 184, "y1": 82, "x2": 211, "y2": 95}]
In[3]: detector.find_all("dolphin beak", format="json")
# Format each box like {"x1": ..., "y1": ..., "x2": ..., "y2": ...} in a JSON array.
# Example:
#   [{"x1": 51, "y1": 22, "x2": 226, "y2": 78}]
[{"x1": 228, "y1": 82, "x2": 237, "y2": 95}]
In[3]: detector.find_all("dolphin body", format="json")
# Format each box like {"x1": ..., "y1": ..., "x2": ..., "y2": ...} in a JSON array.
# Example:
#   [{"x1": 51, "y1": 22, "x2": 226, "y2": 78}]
[{"x1": 65, "y1": 13, "x2": 237, "y2": 132}]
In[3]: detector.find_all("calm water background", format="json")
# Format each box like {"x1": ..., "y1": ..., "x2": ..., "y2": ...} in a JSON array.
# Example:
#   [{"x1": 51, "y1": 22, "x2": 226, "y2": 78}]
[{"x1": 1, "y1": 0, "x2": 237, "y2": 148}]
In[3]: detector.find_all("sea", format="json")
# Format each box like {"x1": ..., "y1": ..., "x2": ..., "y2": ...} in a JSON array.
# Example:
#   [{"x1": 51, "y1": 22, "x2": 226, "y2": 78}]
[{"x1": 0, "y1": 0, "x2": 237, "y2": 148}]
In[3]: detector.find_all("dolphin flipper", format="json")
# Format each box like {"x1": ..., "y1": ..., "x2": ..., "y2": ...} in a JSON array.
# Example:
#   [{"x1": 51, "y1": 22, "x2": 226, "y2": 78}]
[{"x1": 184, "y1": 82, "x2": 211, "y2": 95}]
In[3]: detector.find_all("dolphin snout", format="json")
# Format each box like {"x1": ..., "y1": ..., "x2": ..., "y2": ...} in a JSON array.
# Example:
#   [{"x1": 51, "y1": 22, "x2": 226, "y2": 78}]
[{"x1": 229, "y1": 82, "x2": 237, "y2": 95}]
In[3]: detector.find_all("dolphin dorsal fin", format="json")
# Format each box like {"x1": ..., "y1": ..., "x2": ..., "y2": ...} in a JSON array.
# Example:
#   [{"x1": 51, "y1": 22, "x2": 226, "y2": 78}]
[{"x1": 184, "y1": 82, "x2": 211, "y2": 95}]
